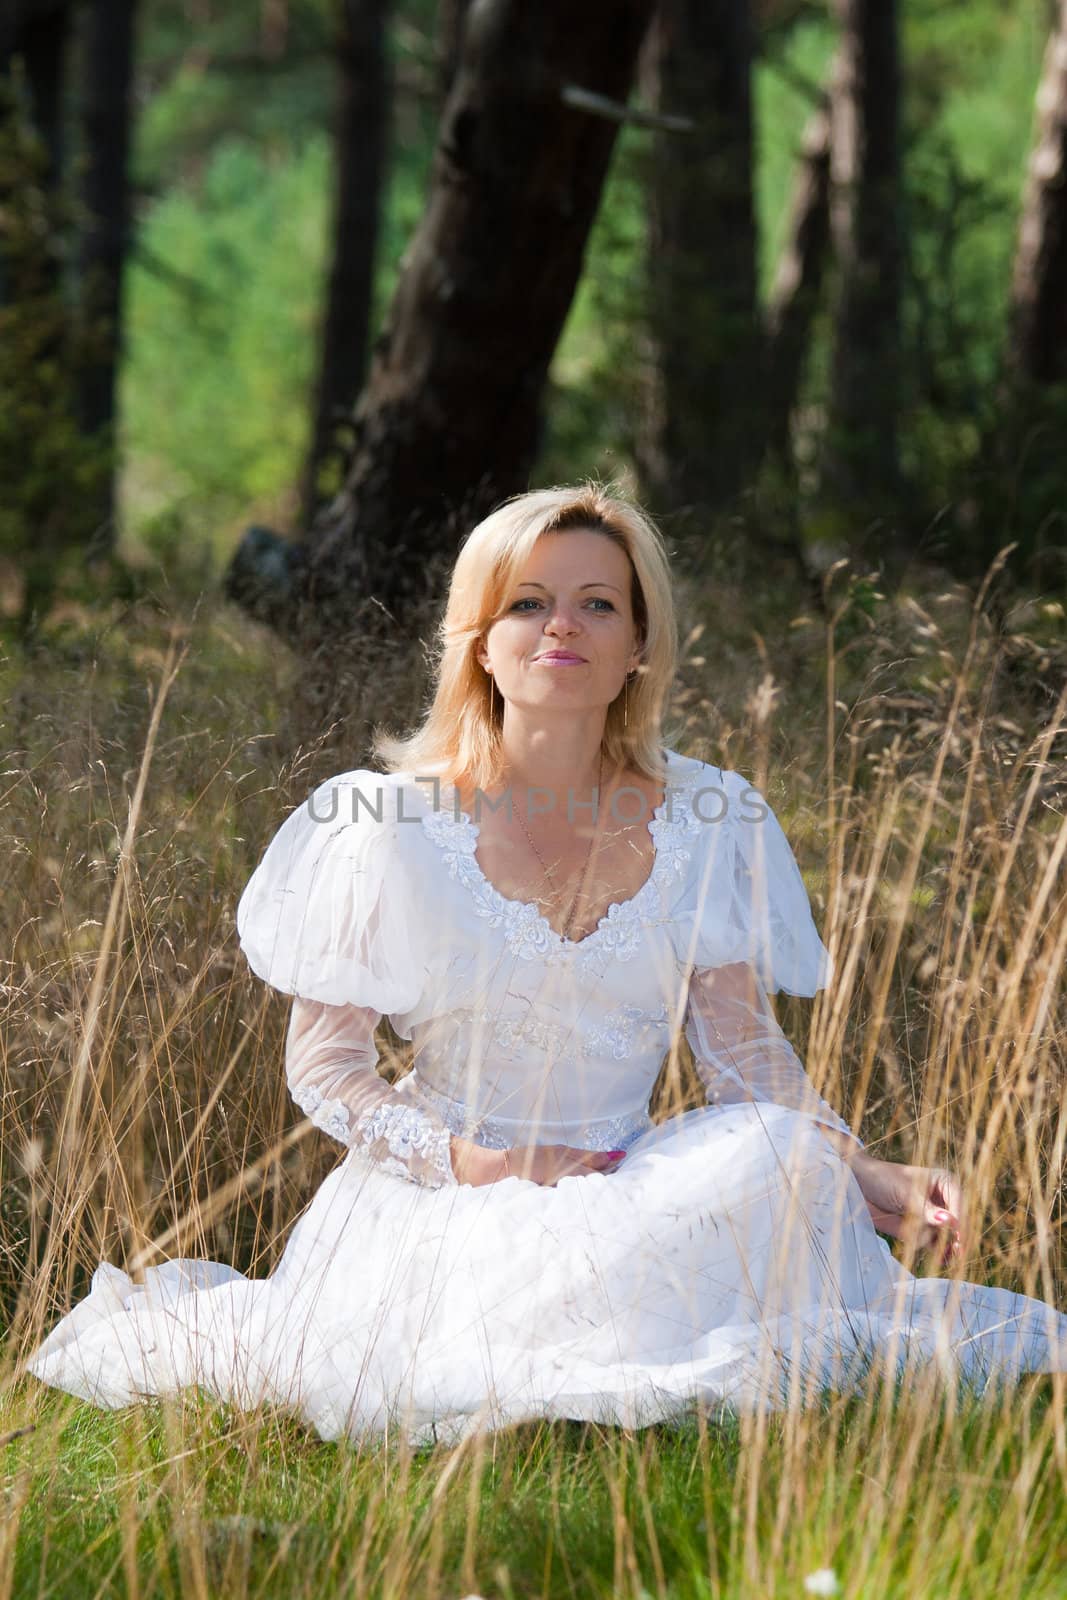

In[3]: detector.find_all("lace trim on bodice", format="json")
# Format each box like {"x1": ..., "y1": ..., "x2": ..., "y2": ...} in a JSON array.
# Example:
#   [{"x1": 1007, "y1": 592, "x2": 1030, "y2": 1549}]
[
  {"x1": 419, "y1": 759, "x2": 705, "y2": 966},
  {"x1": 440, "y1": 999, "x2": 673, "y2": 1064},
  {"x1": 408, "y1": 1074, "x2": 654, "y2": 1153}
]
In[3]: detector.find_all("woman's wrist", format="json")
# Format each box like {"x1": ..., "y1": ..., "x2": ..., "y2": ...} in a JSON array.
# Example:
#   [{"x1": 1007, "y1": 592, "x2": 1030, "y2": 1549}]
[
  {"x1": 814, "y1": 1122, "x2": 870, "y2": 1172},
  {"x1": 449, "y1": 1135, "x2": 510, "y2": 1186}
]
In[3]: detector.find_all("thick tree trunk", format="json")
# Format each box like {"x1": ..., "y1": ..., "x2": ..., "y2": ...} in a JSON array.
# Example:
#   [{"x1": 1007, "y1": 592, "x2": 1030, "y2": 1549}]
[
  {"x1": 1, "y1": 0, "x2": 78, "y2": 639},
  {"x1": 300, "y1": 0, "x2": 390, "y2": 526},
  {"x1": 78, "y1": 0, "x2": 138, "y2": 554},
  {"x1": 968, "y1": 0, "x2": 1067, "y2": 585},
  {"x1": 437, "y1": 0, "x2": 471, "y2": 100},
  {"x1": 282, "y1": 0, "x2": 655, "y2": 638},
  {"x1": 0, "y1": 0, "x2": 73, "y2": 306},
  {"x1": 1006, "y1": 0, "x2": 1067, "y2": 385},
  {"x1": 819, "y1": 0, "x2": 903, "y2": 545},
  {"x1": 638, "y1": 0, "x2": 763, "y2": 522},
  {"x1": 765, "y1": 90, "x2": 831, "y2": 464}
]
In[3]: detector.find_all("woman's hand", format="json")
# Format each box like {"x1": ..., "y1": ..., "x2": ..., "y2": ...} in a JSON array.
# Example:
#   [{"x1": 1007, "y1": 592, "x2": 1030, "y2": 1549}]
[
  {"x1": 450, "y1": 1136, "x2": 626, "y2": 1186},
  {"x1": 852, "y1": 1153, "x2": 965, "y2": 1265}
]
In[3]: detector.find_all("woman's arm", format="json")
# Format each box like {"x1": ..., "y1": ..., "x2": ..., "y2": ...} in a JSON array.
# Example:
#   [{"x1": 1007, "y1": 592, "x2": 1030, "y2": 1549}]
[
  {"x1": 285, "y1": 996, "x2": 458, "y2": 1188},
  {"x1": 684, "y1": 959, "x2": 864, "y2": 1150},
  {"x1": 685, "y1": 964, "x2": 964, "y2": 1259}
]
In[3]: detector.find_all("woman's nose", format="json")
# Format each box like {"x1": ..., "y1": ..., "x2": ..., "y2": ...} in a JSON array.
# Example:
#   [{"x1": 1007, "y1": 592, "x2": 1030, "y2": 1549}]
[{"x1": 544, "y1": 605, "x2": 581, "y2": 635}]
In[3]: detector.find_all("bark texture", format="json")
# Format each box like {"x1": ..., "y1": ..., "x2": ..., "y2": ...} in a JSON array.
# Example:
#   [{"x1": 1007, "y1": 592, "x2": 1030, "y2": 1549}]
[
  {"x1": 638, "y1": 0, "x2": 763, "y2": 520},
  {"x1": 0, "y1": 0, "x2": 73, "y2": 305},
  {"x1": 820, "y1": 0, "x2": 902, "y2": 531},
  {"x1": 765, "y1": 90, "x2": 831, "y2": 464},
  {"x1": 1007, "y1": 0, "x2": 1067, "y2": 385},
  {"x1": 291, "y1": 0, "x2": 656, "y2": 636},
  {"x1": 301, "y1": 0, "x2": 390, "y2": 524},
  {"x1": 78, "y1": 0, "x2": 138, "y2": 550}
]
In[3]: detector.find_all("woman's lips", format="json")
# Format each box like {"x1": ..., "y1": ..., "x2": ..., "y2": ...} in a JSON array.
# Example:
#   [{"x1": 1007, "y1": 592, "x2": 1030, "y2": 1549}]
[{"x1": 534, "y1": 653, "x2": 587, "y2": 665}]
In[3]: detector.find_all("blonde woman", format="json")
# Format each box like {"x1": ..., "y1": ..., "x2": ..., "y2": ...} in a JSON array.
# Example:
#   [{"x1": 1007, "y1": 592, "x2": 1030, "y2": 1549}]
[{"x1": 28, "y1": 484, "x2": 1067, "y2": 1444}]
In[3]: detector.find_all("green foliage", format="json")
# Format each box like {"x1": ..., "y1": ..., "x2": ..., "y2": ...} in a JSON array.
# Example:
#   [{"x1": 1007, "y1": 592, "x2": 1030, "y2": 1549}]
[
  {"x1": 122, "y1": 135, "x2": 330, "y2": 557},
  {"x1": 121, "y1": 0, "x2": 441, "y2": 572}
]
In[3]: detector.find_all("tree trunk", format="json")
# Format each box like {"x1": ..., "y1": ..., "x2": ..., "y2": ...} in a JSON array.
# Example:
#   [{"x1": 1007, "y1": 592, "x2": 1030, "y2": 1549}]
[
  {"x1": 280, "y1": 0, "x2": 656, "y2": 640},
  {"x1": 300, "y1": 0, "x2": 390, "y2": 526},
  {"x1": 765, "y1": 89, "x2": 831, "y2": 465},
  {"x1": 1, "y1": 0, "x2": 78, "y2": 639},
  {"x1": 819, "y1": 0, "x2": 903, "y2": 550},
  {"x1": 1006, "y1": 0, "x2": 1067, "y2": 385},
  {"x1": 437, "y1": 0, "x2": 471, "y2": 101},
  {"x1": 78, "y1": 0, "x2": 138, "y2": 555},
  {"x1": 637, "y1": 0, "x2": 763, "y2": 524},
  {"x1": 970, "y1": 0, "x2": 1067, "y2": 586},
  {"x1": 0, "y1": 0, "x2": 73, "y2": 306}
]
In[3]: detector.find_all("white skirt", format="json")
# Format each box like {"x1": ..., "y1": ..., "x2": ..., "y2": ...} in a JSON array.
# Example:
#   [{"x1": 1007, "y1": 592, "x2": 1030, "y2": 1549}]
[{"x1": 26, "y1": 1104, "x2": 1067, "y2": 1446}]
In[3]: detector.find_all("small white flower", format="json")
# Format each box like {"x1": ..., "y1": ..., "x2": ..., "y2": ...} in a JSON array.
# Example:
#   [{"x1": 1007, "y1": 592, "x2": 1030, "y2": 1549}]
[{"x1": 803, "y1": 1570, "x2": 840, "y2": 1596}]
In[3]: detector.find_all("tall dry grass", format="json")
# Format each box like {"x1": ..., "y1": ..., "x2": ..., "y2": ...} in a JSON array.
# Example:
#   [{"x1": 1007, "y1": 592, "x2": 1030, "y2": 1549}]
[{"x1": 1, "y1": 556, "x2": 1065, "y2": 1598}]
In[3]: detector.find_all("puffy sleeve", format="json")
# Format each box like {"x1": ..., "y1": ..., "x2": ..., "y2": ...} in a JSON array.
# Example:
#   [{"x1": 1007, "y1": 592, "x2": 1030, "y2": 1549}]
[
  {"x1": 673, "y1": 766, "x2": 832, "y2": 995},
  {"x1": 235, "y1": 771, "x2": 458, "y2": 1188},
  {"x1": 678, "y1": 768, "x2": 861, "y2": 1149}
]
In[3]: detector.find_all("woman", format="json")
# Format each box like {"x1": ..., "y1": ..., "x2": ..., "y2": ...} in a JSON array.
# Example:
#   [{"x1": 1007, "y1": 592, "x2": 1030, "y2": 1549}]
[{"x1": 27, "y1": 484, "x2": 1067, "y2": 1445}]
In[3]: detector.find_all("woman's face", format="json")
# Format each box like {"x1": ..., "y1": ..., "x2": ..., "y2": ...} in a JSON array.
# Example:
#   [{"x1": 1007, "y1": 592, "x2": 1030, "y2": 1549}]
[{"x1": 476, "y1": 529, "x2": 643, "y2": 714}]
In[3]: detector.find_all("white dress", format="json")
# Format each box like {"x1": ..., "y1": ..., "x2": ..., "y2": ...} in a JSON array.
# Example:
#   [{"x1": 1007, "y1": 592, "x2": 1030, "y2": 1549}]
[{"x1": 26, "y1": 749, "x2": 1067, "y2": 1445}]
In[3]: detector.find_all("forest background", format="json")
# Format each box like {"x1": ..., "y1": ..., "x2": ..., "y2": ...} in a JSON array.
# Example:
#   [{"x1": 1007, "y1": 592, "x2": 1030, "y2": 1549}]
[{"x1": 3, "y1": 0, "x2": 1067, "y2": 649}]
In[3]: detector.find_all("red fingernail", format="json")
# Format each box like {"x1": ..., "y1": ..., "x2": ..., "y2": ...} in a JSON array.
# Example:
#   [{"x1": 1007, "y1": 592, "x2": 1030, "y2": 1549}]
[{"x1": 608, "y1": 1149, "x2": 626, "y2": 1157}]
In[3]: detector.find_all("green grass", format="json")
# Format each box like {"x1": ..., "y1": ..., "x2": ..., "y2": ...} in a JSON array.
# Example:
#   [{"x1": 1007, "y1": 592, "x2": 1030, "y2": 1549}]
[{"x1": 4, "y1": 1375, "x2": 1066, "y2": 1599}]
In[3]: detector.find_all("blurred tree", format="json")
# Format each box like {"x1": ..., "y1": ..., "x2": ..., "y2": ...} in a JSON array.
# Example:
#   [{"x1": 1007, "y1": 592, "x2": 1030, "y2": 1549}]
[
  {"x1": 637, "y1": 0, "x2": 764, "y2": 527},
  {"x1": 0, "y1": 0, "x2": 74, "y2": 306},
  {"x1": 0, "y1": 100, "x2": 112, "y2": 640},
  {"x1": 1006, "y1": 0, "x2": 1067, "y2": 386},
  {"x1": 300, "y1": 0, "x2": 390, "y2": 526},
  {"x1": 764, "y1": 84, "x2": 831, "y2": 467},
  {"x1": 77, "y1": 0, "x2": 139, "y2": 554},
  {"x1": 227, "y1": 0, "x2": 656, "y2": 642},
  {"x1": 979, "y1": 0, "x2": 1067, "y2": 587},
  {"x1": 437, "y1": 0, "x2": 470, "y2": 100},
  {"x1": 1, "y1": 0, "x2": 113, "y2": 638},
  {"x1": 818, "y1": 0, "x2": 904, "y2": 563}
]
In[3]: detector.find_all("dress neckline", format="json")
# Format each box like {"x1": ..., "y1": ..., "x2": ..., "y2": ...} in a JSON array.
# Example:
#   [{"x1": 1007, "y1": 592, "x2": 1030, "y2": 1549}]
[{"x1": 419, "y1": 748, "x2": 684, "y2": 957}]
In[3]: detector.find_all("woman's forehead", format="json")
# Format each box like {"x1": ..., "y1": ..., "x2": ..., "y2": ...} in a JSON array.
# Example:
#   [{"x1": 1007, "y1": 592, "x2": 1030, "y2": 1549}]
[{"x1": 515, "y1": 529, "x2": 631, "y2": 582}]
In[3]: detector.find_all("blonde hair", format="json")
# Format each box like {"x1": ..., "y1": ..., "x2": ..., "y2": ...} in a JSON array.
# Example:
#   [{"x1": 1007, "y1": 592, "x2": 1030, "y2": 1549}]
[{"x1": 371, "y1": 480, "x2": 680, "y2": 794}]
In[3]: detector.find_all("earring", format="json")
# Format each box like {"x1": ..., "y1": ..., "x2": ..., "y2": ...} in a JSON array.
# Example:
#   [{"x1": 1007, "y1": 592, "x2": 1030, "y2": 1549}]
[
  {"x1": 486, "y1": 665, "x2": 497, "y2": 718},
  {"x1": 623, "y1": 668, "x2": 636, "y2": 728}
]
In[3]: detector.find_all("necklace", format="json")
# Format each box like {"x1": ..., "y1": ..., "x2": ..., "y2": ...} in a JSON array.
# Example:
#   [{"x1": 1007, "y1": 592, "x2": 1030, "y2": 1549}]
[{"x1": 514, "y1": 749, "x2": 606, "y2": 942}]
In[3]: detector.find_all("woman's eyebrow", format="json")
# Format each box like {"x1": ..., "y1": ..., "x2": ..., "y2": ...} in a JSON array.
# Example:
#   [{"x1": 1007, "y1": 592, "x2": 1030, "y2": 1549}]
[{"x1": 516, "y1": 581, "x2": 623, "y2": 592}]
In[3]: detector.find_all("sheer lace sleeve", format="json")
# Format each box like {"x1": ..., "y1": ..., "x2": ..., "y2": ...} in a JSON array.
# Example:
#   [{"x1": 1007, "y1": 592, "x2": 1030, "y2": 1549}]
[
  {"x1": 684, "y1": 959, "x2": 862, "y2": 1149},
  {"x1": 285, "y1": 996, "x2": 459, "y2": 1188}
]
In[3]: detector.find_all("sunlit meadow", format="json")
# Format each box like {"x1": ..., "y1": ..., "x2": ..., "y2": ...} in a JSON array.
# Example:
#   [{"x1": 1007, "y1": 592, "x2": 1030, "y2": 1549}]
[{"x1": 1, "y1": 550, "x2": 1064, "y2": 1599}]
